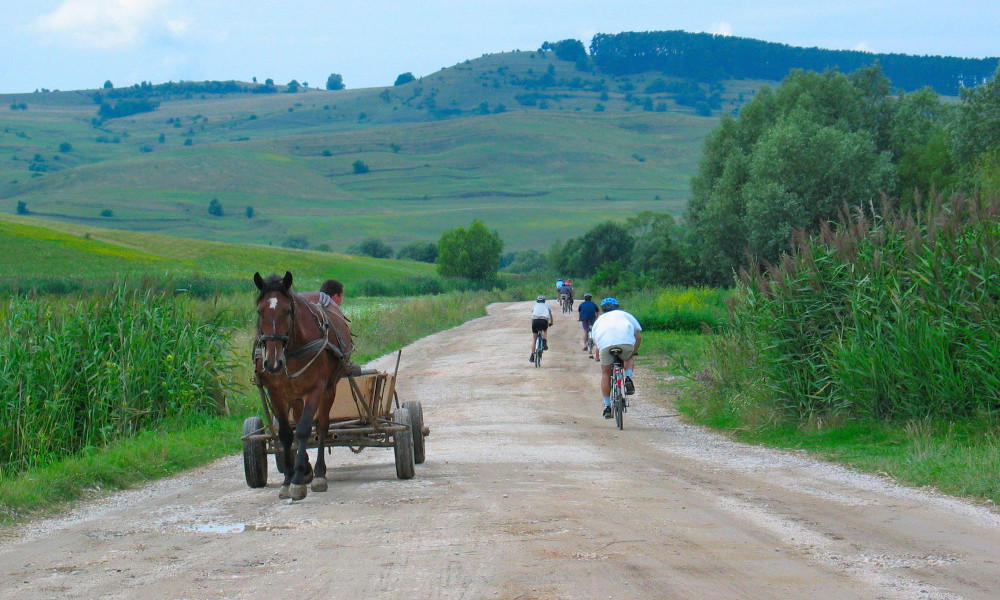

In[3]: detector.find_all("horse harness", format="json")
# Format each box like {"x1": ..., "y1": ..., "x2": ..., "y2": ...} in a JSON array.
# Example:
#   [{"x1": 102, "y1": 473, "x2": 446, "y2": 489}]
[{"x1": 254, "y1": 291, "x2": 350, "y2": 380}]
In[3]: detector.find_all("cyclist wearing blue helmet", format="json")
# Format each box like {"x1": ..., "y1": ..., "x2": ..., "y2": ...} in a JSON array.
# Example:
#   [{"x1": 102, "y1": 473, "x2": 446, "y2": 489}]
[{"x1": 590, "y1": 297, "x2": 642, "y2": 418}]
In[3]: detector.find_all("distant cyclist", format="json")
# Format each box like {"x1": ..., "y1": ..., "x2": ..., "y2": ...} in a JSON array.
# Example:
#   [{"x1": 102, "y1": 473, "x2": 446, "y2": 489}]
[
  {"x1": 558, "y1": 280, "x2": 574, "y2": 310},
  {"x1": 530, "y1": 295, "x2": 554, "y2": 362},
  {"x1": 577, "y1": 293, "x2": 599, "y2": 351},
  {"x1": 590, "y1": 297, "x2": 642, "y2": 418}
]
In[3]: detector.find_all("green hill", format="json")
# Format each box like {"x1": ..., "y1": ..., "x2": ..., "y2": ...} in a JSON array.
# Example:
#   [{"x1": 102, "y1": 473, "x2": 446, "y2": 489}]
[
  {"x1": 0, "y1": 213, "x2": 435, "y2": 290},
  {"x1": 3, "y1": 38, "x2": 970, "y2": 254},
  {"x1": 1, "y1": 49, "x2": 724, "y2": 252}
]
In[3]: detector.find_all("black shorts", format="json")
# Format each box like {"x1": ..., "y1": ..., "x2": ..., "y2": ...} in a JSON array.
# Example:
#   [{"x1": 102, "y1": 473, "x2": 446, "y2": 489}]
[{"x1": 531, "y1": 318, "x2": 549, "y2": 333}]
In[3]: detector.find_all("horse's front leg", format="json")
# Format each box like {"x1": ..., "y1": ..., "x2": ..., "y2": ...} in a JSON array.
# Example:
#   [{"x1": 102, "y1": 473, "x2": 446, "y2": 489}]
[
  {"x1": 287, "y1": 402, "x2": 317, "y2": 501},
  {"x1": 276, "y1": 416, "x2": 296, "y2": 500}
]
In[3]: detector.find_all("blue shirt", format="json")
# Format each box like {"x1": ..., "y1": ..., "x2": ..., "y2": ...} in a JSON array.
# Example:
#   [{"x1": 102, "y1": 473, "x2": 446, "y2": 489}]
[{"x1": 577, "y1": 300, "x2": 599, "y2": 323}]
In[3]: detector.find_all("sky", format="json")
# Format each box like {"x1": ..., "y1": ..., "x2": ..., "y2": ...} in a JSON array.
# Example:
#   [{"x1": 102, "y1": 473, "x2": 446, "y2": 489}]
[{"x1": 2, "y1": 0, "x2": 997, "y2": 94}]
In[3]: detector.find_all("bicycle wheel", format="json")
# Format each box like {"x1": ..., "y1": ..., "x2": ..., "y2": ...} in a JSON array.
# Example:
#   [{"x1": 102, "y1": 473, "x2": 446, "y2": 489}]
[
  {"x1": 612, "y1": 373, "x2": 624, "y2": 429},
  {"x1": 535, "y1": 339, "x2": 543, "y2": 368}
]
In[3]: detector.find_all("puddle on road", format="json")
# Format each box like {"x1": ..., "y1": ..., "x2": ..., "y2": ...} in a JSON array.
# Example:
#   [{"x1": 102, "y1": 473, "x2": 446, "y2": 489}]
[
  {"x1": 186, "y1": 522, "x2": 246, "y2": 533},
  {"x1": 185, "y1": 523, "x2": 294, "y2": 533}
]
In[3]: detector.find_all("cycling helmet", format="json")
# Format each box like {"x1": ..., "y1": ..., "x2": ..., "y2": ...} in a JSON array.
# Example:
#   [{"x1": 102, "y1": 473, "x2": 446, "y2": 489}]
[
  {"x1": 583, "y1": 293, "x2": 593, "y2": 300},
  {"x1": 600, "y1": 297, "x2": 619, "y2": 309},
  {"x1": 536, "y1": 295, "x2": 546, "y2": 302}
]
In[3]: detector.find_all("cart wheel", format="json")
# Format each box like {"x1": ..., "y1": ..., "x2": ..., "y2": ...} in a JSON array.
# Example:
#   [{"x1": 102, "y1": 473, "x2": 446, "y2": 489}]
[
  {"x1": 393, "y1": 408, "x2": 415, "y2": 480},
  {"x1": 242, "y1": 417, "x2": 268, "y2": 488},
  {"x1": 402, "y1": 401, "x2": 425, "y2": 464}
]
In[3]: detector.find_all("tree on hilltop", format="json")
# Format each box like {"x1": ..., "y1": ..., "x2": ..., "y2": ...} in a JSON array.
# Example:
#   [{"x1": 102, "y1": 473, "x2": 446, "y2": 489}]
[{"x1": 326, "y1": 73, "x2": 345, "y2": 91}]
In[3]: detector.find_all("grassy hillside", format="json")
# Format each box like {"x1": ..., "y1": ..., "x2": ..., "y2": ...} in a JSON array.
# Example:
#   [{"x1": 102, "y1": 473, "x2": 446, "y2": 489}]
[
  {"x1": 0, "y1": 213, "x2": 435, "y2": 290},
  {"x1": 0, "y1": 50, "x2": 728, "y2": 252}
]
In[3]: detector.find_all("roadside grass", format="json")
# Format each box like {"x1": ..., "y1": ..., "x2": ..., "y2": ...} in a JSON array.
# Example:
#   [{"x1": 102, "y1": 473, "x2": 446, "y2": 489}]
[
  {"x1": 639, "y1": 331, "x2": 999, "y2": 506},
  {"x1": 0, "y1": 289, "x2": 491, "y2": 527},
  {"x1": 0, "y1": 412, "x2": 242, "y2": 526},
  {"x1": 685, "y1": 414, "x2": 1000, "y2": 505}
]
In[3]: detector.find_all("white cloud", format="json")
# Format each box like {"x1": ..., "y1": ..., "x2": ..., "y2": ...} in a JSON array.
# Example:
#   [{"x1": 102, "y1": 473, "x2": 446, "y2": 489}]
[
  {"x1": 34, "y1": 0, "x2": 180, "y2": 49},
  {"x1": 853, "y1": 41, "x2": 875, "y2": 53},
  {"x1": 710, "y1": 22, "x2": 734, "y2": 36}
]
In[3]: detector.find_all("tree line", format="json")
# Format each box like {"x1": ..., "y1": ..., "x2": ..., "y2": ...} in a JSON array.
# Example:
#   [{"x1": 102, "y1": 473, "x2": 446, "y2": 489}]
[
  {"x1": 589, "y1": 30, "x2": 998, "y2": 96},
  {"x1": 549, "y1": 64, "x2": 999, "y2": 289}
]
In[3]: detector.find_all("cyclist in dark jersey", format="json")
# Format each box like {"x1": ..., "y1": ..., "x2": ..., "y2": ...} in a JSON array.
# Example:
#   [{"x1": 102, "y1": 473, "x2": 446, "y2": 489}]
[{"x1": 577, "y1": 293, "x2": 599, "y2": 351}]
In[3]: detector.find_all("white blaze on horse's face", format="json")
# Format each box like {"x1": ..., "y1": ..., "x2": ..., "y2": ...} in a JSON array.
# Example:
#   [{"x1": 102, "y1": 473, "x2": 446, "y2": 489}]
[{"x1": 268, "y1": 297, "x2": 278, "y2": 310}]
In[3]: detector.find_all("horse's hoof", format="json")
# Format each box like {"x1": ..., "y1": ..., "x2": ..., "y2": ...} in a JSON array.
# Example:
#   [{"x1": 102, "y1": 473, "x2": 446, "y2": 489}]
[
  {"x1": 278, "y1": 484, "x2": 291, "y2": 499},
  {"x1": 289, "y1": 484, "x2": 308, "y2": 501},
  {"x1": 311, "y1": 477, "x2": 328, "y2": 492}
]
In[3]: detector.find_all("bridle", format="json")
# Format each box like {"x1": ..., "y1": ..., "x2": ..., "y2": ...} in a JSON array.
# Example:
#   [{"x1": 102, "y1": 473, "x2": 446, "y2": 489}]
[{"x1": 255, "y1": 288, "x2": 347, "y2": 379}]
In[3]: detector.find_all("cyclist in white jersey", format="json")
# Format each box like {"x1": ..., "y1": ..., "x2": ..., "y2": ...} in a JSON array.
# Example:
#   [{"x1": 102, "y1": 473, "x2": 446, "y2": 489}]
[
  {"x1": 590, "y1": 297, "x2": 642, "y2": 417},
  {"x1": 530, "y1": 295, "x2": 554, "y2": 362}
]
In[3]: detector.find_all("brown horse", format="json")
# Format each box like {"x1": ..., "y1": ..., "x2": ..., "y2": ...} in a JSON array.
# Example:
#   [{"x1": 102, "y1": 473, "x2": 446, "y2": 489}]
[{"x1": 253, "y1": 271, "x2": 354, "y2": 500}]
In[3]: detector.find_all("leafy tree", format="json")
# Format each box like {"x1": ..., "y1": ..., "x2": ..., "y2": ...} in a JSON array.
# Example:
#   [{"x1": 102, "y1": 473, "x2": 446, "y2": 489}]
[
  {"x1": 245, "y1": 205, "x2": 255, "y2": 219},
  {"x1": 952, "y1": 64, "x2": 1000, "y2": 194},
  {"x1": 103, "y1": 80, "x2": 113, "y2": 89},
  {"x1": 394, "y1": 72, "x2": 416, "y2": 86},
  {"x1": 685, "y1": 68, "x2": 899, "y2": 285},
  {"x1": 285, "y1": 80, "x2": 300, "y2": 93},
  {"x1": 349, "y1": 237, "x2": 394, "y2": 259},
  {"x1": 16, "y1": 201, "x2": 28, "y2": 215},
  {"x1": 436, "y1": 220, "x2": 503, "y2": 281},
  {"x1": 549, "y1": 220, "x2": 635, "y2": 278},
  {"x1": 352, "y1": 159, "x2": 369, "y2": 174},
  {"x1": 541, "y1": 39, "x2": 589, "y2": 70},
  {"x1": 208, "y1": 198, "x2": 223, "y2": 216},
  {"x1": 397, "y1": 240, "x2": 438, "y2": 263},
  {"x1": 326, "y1": 73, "x2": 344, "y2": 91},
  {"x1": 282, "y1": 235, "x2": 309, "y2": 249},
  {"x1": 100, "y1": 209, "x2": 114, "y2": 217},
  {"x1": 889, "y1": 88, "x2": 957, "y2": 206},
  {"x1": 502, "y1": 249, "x2": 549, "y2": 274},
  {"x1": 627, "y1": 212, "x2": 690, "y2": 284},
  {"x1": 58, "y1": 142, "x2": 72, "y2": 152}
]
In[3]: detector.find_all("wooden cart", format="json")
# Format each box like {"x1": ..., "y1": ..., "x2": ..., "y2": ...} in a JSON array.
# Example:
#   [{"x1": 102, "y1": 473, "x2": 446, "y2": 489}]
[{"x1": 240, "y1": 353, "x2": 427, "y2": 488}]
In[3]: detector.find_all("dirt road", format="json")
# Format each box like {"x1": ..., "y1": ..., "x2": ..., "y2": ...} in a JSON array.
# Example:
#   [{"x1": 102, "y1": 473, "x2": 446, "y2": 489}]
[{"x1": 1, "y1": 302, "x2": 997, "y2": 600}]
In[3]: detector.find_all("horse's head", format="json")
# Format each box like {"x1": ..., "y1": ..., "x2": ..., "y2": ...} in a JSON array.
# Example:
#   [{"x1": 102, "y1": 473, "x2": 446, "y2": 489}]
[{"x1": 254, "y1": 271, "x2": 295, "y2": 374}]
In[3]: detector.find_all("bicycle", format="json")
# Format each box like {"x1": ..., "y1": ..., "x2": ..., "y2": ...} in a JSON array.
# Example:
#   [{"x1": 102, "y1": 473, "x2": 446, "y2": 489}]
[
  {"x1": 609, "y1": 348, "x2": 628, "y2": 429},
  {"x1": 560, "y1": 293, "x2": 569, "y2": 313},
  {"x1": 586, "y1": 329, "x2": 595, "y2": 357},
  {"x1": 533, "y1": 332, "x2": 544, "y2": 368}
]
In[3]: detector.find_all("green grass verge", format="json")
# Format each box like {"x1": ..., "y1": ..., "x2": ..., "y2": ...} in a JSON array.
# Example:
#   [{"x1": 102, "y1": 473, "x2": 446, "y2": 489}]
[
  {"x1": 637, "y1": 331, "x2": 1000, "y2": 506},
  {"x1": 0, "y1": 412, "x2": 243, "y2": 525}
]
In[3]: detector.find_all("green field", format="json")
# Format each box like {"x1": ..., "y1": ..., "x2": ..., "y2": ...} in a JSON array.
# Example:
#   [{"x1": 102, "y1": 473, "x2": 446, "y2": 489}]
[
  {"x1": 0, "y1": 50, "x2": 738, "y2": 252},
  {"x1": 0, "y1": 213, "x2": 435, "y2": 291}
]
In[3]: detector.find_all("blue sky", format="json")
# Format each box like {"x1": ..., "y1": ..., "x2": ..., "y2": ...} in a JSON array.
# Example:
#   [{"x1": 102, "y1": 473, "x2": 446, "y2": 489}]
[{"x1": 2, "y1": 0, "x2": 997, "y2": 93}]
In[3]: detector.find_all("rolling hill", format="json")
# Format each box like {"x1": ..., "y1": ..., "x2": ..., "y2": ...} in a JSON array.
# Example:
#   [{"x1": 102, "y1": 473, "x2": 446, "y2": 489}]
[
  {"x1": 0, "y1": 49, "x2": 728, "y2": 253},
  {"x1": 2, "y1": 33, "x2": 982, "y2": 254}
]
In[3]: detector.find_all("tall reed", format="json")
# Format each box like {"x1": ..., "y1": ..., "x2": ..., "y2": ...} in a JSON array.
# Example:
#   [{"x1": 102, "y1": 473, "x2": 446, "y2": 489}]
[
  {"x1": 0, "y1": 288, "x2": 233, "y2": 477},
  {"x1": 701, "y1": 193, "x2": 998, "y2": 424}
]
